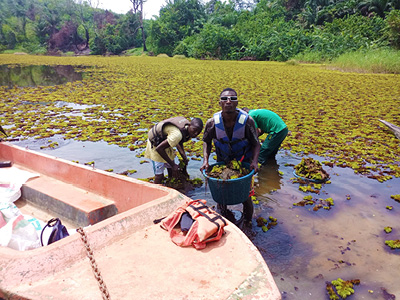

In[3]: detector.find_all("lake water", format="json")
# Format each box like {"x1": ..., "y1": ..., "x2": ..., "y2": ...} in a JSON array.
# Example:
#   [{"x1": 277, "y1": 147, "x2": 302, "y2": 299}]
[
  {"x1": 0, "y1": 65, "x2": 85, "y2": 87},
  {"x1": 11, "y1": 137, "x2": 400, "y2": 300}
]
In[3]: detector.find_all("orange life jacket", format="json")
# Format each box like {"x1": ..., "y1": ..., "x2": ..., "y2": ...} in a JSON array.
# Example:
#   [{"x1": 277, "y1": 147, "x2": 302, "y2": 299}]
[{"x1": 161, "y1": 199, "x2": 227, "y2": 250}]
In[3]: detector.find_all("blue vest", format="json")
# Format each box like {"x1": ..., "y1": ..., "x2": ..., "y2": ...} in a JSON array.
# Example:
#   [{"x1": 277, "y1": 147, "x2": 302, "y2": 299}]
[{"x1": 213, "y1": 109, "x2": 252, "y2": 163}]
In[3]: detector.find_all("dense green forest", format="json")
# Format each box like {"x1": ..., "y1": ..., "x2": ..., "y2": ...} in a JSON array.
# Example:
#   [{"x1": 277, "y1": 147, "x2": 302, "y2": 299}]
[{"x1": 1, "y1": 0, "x2": 400, "y2": 62}]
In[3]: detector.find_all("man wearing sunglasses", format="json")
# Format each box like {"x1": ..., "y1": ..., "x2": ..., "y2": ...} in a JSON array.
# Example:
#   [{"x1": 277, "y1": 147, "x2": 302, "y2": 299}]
[
  {"x1": 201, "y1": 88, "x2": 260, "y2": 225},
  {"x1": 145, "y1": 117, "x2": 203, "y2": 184}
]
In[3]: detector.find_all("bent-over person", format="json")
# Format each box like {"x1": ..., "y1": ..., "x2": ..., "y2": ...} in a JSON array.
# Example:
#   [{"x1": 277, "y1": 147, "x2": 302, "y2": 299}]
[
  {"x1": 145, "y1": 117, "x2": 203, "y2": 184},
  {"x1": 242, "y1": 108, "x2": 288, "y2": 165}
]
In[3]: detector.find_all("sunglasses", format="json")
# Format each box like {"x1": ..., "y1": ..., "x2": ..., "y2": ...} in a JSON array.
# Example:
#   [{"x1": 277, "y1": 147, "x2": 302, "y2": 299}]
[{"x1": 220, "y1": 96, "x2": 238, "y2": 101}]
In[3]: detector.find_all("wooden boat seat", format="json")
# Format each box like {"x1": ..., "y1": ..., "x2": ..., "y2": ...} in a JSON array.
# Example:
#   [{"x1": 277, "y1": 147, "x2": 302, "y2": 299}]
[
  {"x1": 20, "y1": 168, "x2": 118, "y2": 227},
  {"x1": 0, "y1": 142, "x2": 170, "y2": 227}
]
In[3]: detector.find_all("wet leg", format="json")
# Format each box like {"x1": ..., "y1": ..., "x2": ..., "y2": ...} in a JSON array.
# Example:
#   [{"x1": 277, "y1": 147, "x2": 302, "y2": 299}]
[
  {"x1": 154, "y1": 174, "x2": 164, "y2": 184},
  {"x1": 242, "y1": 197, "x2": 254, "y2": 225}
]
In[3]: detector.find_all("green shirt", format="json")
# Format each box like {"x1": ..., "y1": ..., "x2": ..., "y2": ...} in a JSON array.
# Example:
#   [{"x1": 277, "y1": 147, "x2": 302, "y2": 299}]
[{"x1": 248, "y1": 109, "x2": 287, "y2": 134}]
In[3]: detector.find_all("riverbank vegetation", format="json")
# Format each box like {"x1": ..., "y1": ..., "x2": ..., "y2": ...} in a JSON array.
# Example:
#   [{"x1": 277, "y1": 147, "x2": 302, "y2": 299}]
[
  {"x1": 330, "y1": 48, "x2": 400, "y2": 73},
  {"x1": 0, "y1": 0, "x2": 400, "y2": 72}
]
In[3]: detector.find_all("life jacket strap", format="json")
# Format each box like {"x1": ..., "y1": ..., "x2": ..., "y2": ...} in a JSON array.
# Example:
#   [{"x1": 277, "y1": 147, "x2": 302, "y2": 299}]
[
  {"x1": 188, "y1": 204, "x2": 227, "y2": 230},
  {"x1": 160, "y1": 199, "x2": 227, "y2": 250}
]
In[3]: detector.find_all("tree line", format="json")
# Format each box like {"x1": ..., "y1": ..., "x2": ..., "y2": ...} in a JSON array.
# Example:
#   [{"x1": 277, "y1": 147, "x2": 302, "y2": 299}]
[{"x1": 1, "y1": 0, "x2": 399, "y2": 61}]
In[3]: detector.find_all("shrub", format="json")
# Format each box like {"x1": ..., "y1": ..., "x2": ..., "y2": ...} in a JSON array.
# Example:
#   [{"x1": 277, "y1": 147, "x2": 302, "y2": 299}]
[
  {"x1": 292, "y1": 15, "x2": 387, "y2": 62},
  {"x1": 385, "y1": 10, "x2": 400, "y2": 49},
  {"x1": 173, "y1": 35, "x2": 197, "y2": 57},
  {"x1": 125, "y1": 48, "x2": 144, "y2": 56},
  {"x1": 180, "y1": 23, "x2": 239, "y2": 59},
  {"x1": 63, "y1": 51, "x2": 75, "y2": 56},
  {"x1": 293, "y1": 50, "x2": 328, "y2": 63}
]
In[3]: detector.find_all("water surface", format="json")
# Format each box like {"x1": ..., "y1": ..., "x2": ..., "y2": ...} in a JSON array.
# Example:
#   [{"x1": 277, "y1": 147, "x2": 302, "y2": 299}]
[{"x1": 0, "y1": 65, "x2": 85, "y2": 87}]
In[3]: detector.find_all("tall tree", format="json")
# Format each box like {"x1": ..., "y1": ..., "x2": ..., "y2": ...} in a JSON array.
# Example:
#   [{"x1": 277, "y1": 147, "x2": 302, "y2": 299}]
[
  {"x1": 74, "y1": 0, "x2": 98, "y2": 49},
  {"x1": 129, "y1": 0, "x2": 147, "y2": 51},
  {"x1": 119, "y1": 11, "x2": 142, "y2": 48},
  {"x1": 9, "y1": 0, "x2": 29, "y2": 38},
  {"x1": 206, "y1": 0, "x2": 238, "y2": 28},
  {"x1": 36, "y1": 0, "x2": 67, "y2": 44}
]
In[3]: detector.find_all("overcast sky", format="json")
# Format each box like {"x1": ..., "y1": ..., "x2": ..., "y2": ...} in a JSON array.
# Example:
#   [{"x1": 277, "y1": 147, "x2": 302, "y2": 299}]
[{"x1": 98, "y1": 0, "x2": 167, "y2": 19}]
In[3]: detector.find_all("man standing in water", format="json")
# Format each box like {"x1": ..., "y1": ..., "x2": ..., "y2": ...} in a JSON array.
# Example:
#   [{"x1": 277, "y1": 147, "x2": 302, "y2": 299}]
[
  {"x1": 145, "y1": 116, "x2": 203, "y2": 184},
  {"x1": 201, "y1": 88, "x2": 260, "y2": 225},
  {"x1": 242, "y1": 108, "x2": 288, "y2": 165}
]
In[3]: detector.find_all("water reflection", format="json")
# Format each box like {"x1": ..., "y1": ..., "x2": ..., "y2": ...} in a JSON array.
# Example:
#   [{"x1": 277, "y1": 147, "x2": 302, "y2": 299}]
[
  {"x1": 256, "y1": 158, "x2": 283, "y2": 193},
  {"x1": 0, "y1": 65, "x2": 84, "y2": 87}
]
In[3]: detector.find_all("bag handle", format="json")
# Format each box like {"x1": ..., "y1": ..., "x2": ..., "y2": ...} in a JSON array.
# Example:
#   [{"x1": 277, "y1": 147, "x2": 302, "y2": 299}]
[{"x1": 40, "y1": 218, "x2": 60, "y2": 246}]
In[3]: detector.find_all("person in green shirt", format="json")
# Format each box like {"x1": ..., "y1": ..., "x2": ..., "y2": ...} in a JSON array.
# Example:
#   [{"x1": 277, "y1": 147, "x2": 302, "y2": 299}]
[{"x1": 242, "y1": 108, "x2": 288, "y2": 165}]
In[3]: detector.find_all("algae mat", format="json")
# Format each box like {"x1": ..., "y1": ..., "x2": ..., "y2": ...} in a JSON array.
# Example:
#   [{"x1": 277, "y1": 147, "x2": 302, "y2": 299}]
[{"x1": 0, "y1": 54, "x2": 399, "y2": 182}]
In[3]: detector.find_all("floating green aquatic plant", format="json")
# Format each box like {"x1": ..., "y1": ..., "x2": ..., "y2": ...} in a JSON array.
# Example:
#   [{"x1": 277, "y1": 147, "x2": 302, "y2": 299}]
[
  {"x1": 326, "y1": 278, "x2": 360, "y2": 299},
  {"x1": 189, "y1": 177, "x2": 203, "y2": 186},
  {"x1": 294, "y1": 157, "x2": 330, "y2": 181},
  {"x1": 325, "y1": 197, "x2": 334, "y2": 206},
  {"x1": 385, "y1": 239, "x2": 400, "y2": 249},
  {"x1": 326, "y1": 283, "x2": 339, "y2": 300},
  {"x1": 391, "y1": 195, "x2": 400, "y2": 202},
  {"x1": 293, "y1": 195, "x2": 315, "y2": 206},
  {"x1": 118, "y1": 169, "x2": 137, "y2": 175},
  {"x1": 138, "y1": 177, "x2": 152, "y2": 182},
  {"x1": 298, "y1": 185, "x2": 320, "y2": 193},
  {"x1": 293, "y1": 196, "x2": 334, "y2": 211},
  {"x1": 251, "y1": 195, "x2": 259, "y2": 204},
  {"x1": 313, "y1": 183, "x2": 322, "y2": 189},
  {"x1": 1, "y1": 54, "x2": 399, "y2": 182},
  {"x1": 256, "y1": 216, "x2": 278, "y2": 232},
  {"x1": 384, "y1": 227, "x2": 392, "y2": 233},
  {"x1": 40, "y1": 141, "x2": 59, "y2": 149}
]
